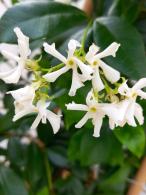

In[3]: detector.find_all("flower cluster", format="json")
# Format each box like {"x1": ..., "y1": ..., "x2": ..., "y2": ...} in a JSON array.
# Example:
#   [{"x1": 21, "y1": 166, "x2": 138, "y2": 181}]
[{"x1": 0, "y1": 27, "x2": 146, "y2": 137}]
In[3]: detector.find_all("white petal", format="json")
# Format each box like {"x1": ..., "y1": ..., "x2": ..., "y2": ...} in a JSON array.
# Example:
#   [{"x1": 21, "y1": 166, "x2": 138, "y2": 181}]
[
  {"x1": 43, "y1": 66, "x2": 69, "y2": 82},
  {"x1": 31, "y1": 114, "x2": 41, "y2": 130},
  {"x1": 1, "y1": 50, "x2": 19, "y2": 62},
  {"x1": 74, "y1": 57, "x2": 93, "y2": 81},
  {"x1": 101, "y1": 103, "x2": 120, "y2": 121},
  {"x1": 14, "y1": 27, "x2": 31, "y2": 59},
  {"x1": 0, "y1": 43, "x2": 18, "y2": 55},
  {"x1": 0, "y1": 66, "x2": 16, "y2": 78},
  {"x1": 46, "y1": 110, "x2": 61, "y2": 134},
  {"x1": 37, "y1": 100, "x2": 50, "y2": 110},
  {"x1": 29, "y1": 128, "x2": 37, "y2": 137},
  {"x1": 13, "y1": 107, "x2": 35, "y2": 121},
  {"x1": 96, "y1": 42, "x2": 120, "y2": 59},
  {"x1": 85, "y1": 43, "x2": 100, "y2": 63},
  {"x1": 100, "y1": 61, "x2": 120, "y2": 83},
  {"x1": 18, "y1": 39, "x2": 30, "y2": 60},
  {"x1": 118, "y1": 81, "x2": 129, "y2": 96},
  {"x1": 133, "y1": 78, "x2": 146, "y2": 90},
  {"x1": 109, "y1": 119, "x2": 116, "y2": 130},
  {"x1": 126, "y1": 100, "x2": 137, "y2": 127},
  {"x1": 8, "y1": 85, "x2": 35, "y2": 101},
  {"x1": 69, "y1": 67, "x2": 84, "y2": 96},
  {"x1": 0, "y1": 2, "x2": 7, "y2": 17},
  {"x1": 86, "y1": 89, "x2": 95, "y2": 105},
  {"x1": 116, "y1": 99, "x2": 130, "y2": 121},
  {"x1": 67, "y1": 39, "x2": 81, "y2": 58},
  {"x1": 75, "y1": 112, "x2": 91, "y2": 128},
  {"x1": 93, "y1": 114, "x2": 103, "y2": 137},
  {"x1": 43, "y1": 42, "x2": 67, "y2": 64},
  {"x1": 0, "y1": 65, "x2": 22, "y2": 83},
  {"x1": 134, "y1": 103, "x2": 144, "y2": 125},
  {"x1": 3, "y1": 0, "x2": 12, "y2": 7},
  {"x1": 66, "y1": 102, "x2": 88, "y2": 111},
  {"x1": 92, "y1": 67, "x2": 104, "y2": 91},
  {"x1": 137, "y1": 90, "x2": 146, "y2": 99},
  {"x1": 36, "y1": 100, "x2": 49, "y2": 124}
]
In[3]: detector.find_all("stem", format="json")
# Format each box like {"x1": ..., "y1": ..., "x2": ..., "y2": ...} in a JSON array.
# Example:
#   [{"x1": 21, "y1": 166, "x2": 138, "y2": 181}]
[
  {"x1": 81, "y1": 20, "x2": 93, "y2": 53},
  {"x1": 44, "y1": 151, "x2": 54, "y2": 195},
  {"x1": 83, "y1": 0, "x2": 93, "y2": 16},
  {"x1": 41, "y1": 63, "x2": 64, "y2": 73}
]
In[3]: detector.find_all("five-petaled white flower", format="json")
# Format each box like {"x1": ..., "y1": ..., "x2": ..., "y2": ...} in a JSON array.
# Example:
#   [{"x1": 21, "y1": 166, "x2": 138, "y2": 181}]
[
  {"x1": 43, "y1": 39, "x2": 93, "y2": 96},
  {"x1": 0, "y1": 27, "x2": 31, "y2": 83},
  {"x1": 85, "y1": 42, "x2": 121, "y2": 91},
  {"x1": 8, "y1": 86, "x2": 61, "y2": 134},
  {"x1": 116, "y1": 78, "x2": 146, "y2": 127},
  {"x1": 30, "y1": 100, "x2": 61, "y2": 134},
  {"x1": 66, "y1": 90, "x2": 121, "y2": 137},
  {"x1": 7, "y1": 85, "x2": 36, "y2": 121}
]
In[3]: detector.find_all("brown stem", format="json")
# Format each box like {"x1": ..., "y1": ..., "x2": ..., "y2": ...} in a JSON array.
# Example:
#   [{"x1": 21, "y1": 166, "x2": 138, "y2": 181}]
[
  {"x1": 127, "y1": 157, "x2": 146, "y2": 195},
  {"x1": 83, "y1": 0, "x2": 93, "y2": 16}
]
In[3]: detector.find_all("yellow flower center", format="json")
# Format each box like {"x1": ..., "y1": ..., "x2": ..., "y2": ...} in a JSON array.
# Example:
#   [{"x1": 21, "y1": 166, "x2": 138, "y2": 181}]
[
  {"x1": 67, "y1": 58, "x2": 76, "y2": 67},
  {"x1": 90, "y1": 106, "x2": 97, "y2": 113},
  {"x1": 92, "y1": 60, "x2": 99, "y2": 67},
  {"x1": 131, "y1": 92, "x2": 137, "y2": 98}
]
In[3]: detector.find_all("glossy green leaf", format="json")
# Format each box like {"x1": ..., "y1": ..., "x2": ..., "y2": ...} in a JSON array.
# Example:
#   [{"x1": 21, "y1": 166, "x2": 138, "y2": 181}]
[
  {"x1": 48, "y1": 146, "x2": 69, "y2": 167},
  {"x1": 0, "y1": 1, "x2": 87, "y2": 45},
  {"x1": 98, "y1": 164, "x2": 131, "y2": 195},
  {"x1": 114, "y1": 126, "x2": 145, "y2": 158},
  {"x1": 107, "y1": 0, "x2": 140, "y2": 23},
  {"x1": 26, "y1": 143, "x2": 46, "y2": 191},
  {"x1": 68, "y1": 127, "x2": 124, "y2": 166},
  {"x1": 0, "y1": 165, "x2": 28, "y2": 195},
  {"x1": 93, "y1": 16, "x2": 146, "y2": 79},
  {"x1": 7, "y1": 137, "x2": 27, "y2": 168}
]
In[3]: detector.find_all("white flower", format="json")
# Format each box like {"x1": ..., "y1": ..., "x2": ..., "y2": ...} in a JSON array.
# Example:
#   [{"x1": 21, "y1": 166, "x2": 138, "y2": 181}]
[
  {"x1": 0, "y1": 27, "x2": 31, "y2": 83},
  {"x1": 0, "y1": 0, "x2": 12, "y2": 18},
  {"x1": 0, "y1": 2, "x2": 7, "y2": 18},
  {"x1": 7, "y1": 85, "x2": 36, "y2": 121},
  {"x1": 66, "y1": 90, "x2": 121, "y2": 137},
  {"x1": 8, "y1": 86, "x2": 61, "y2": 134},
  {"x1": 43, "y1": 40, "x2": 93, "y2": 96},
  {"x1": 0, "y1": 139, "x2": 8, "y2": 163},
  {"x1": 30, "y1": 100, "x2": 61, "y2": 134},
  {"x1": 54, "y1": 0, "x2": 84, "y2": 9},
  {"x1": 85, "y1": 42, "x2": 120, "y2": 91},
  {"x1": 72, "y1": 0, "x2": 85, "y2": 9},
  {"x1": 54, "y1": 0, "x2": 71, "y2": 4},
  {"x1": 0, "y1": 92, "x2": 7, "y2": 115},
  {"x1": 117, "y1": 78, "x2": 146, "y2": 127},
  {"x1": 0, "y1": 139, "x2": 8, "y2": 149}
]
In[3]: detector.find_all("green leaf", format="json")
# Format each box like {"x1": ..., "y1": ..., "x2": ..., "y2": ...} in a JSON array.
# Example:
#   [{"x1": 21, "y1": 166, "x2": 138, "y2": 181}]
[
  {"x1": 0, "y1": 1, "x2": 86, "y2": 46},
  {"x1": 93, "y1": 16, "x2": 146, "y2": 80},
  {"x1": 55, "y1": 176, "x2": 84, "y2": 195},
  {"x1": 98, "y1": 164, "x2": 131, "y2": 195},
  {"x1": 37, "y1": 187, "x2": 49, "y2": 195},
  {"x1": 0, "y1": 165, "x2": 28, "y2": 195},
  {"x1": 114, "y1": 126, "x2": 145, "y2": 158},
  {"x1": 26, "y1": 143, "x2": 46, "y2": 190},
  {"x1": 68, "y1": 126, "x2": 124, "y2": 166},
  {"x1": 7, "y1": 137, "x2": 27, "y2": 168},
  {"x1": 48, "y1": 146, "x2": 69, "y2": 167},
  {"x1": 107, "y1": 0, "x2": 140, "y2": 23}
]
